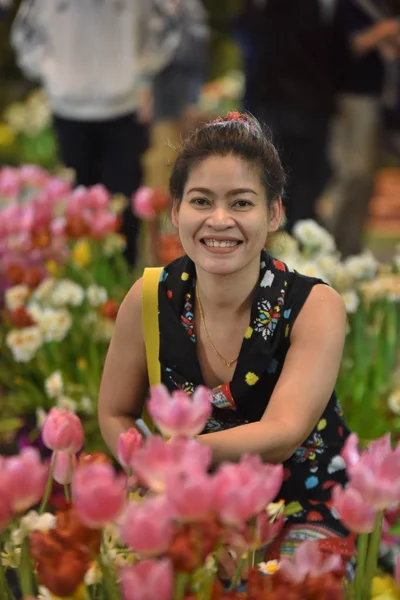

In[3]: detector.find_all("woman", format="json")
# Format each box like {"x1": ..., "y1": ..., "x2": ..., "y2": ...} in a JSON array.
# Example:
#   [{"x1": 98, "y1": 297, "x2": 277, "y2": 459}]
[{"x1": 98, "y1": 112, "x2": 355, "y2": 575}]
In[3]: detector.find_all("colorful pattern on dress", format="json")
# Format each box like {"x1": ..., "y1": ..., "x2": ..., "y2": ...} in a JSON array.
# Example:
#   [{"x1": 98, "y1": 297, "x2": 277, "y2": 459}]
[
  {"x1": 180, "y1": 292, "x2": 195, "y2": 342},
  {"x1": 254, "y1": 286, "x2": 286, "y2": 341}
]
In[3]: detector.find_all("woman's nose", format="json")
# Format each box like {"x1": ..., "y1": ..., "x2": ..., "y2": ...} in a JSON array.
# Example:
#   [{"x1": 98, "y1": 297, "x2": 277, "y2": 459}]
[{"x1": 206, "y1": 206, "x2": 234, "y2": 229}]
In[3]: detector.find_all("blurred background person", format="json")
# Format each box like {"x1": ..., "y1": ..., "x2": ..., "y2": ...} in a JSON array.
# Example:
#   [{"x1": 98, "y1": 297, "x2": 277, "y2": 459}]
[
  {"x1": 236, "y1": 0, "x2": 350, "y2": 233},
  {"x1": 11, "y1": 0, "x2": 150, "y2": 267},
  {"x1": 330, "y1": 0, "x2": 400, "y2": 256}
]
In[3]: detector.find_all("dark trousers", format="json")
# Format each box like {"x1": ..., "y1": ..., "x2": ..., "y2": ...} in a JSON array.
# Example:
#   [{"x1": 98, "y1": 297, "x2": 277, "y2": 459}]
[
  {"x1": 253, "y1": 105, "x2": 331, "y2": 232},
  {"x1": 53, "y1": 112, "x2": 148, "y2": 266}
]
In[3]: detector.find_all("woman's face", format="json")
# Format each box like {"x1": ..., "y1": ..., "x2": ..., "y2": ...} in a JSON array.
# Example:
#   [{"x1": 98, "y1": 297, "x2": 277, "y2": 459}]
[{"x1": 172, "y1": 155, "x2": 282, "y2": 276}]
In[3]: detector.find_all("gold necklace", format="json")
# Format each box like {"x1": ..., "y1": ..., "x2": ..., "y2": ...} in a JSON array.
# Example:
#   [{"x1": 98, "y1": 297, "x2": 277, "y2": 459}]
[{"x1": 195, "y1": 282, "x2": 239, "y2": 368}]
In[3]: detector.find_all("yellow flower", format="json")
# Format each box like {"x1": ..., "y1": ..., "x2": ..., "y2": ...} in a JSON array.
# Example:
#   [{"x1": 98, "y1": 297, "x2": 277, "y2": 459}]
[
  {"x1": 77, "y1": 358, "x2": 88, "y2": 370},
  {"x1": 72, "y1": 240, "x2": 91, "y2": 268},
  {"x1": 51, "y1": 584, "x2": 89, "y2": 600},
  {"x1": 0, "y1": 123, "x2": 15, "y2": 147},
  {"x1": 181, "y1": 272, "x2": 189, "y2": 281},
  {"x1": 245, "y1": 372, "x2": 259, "y2": 386},
  {"x1": 371, "y1": 575, "x2": 400, "y2": 600},
  {"x1": 244, "y1": 326, "x2": 253, "y2": 339},
  {"x1": 46, "y1": 260, "x2": 59, "y2": 276}
]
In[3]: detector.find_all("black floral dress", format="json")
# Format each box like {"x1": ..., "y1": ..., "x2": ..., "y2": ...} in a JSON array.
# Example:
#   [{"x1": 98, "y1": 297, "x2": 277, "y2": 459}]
[{"x1": 157, "y1": 251, "x2": 352, "y2": 541}]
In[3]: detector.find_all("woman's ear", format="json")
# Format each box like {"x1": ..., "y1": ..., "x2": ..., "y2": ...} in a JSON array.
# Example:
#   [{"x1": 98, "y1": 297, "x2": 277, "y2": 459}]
[
  {"x1": 268, "y1": 196, "x2": 283, "y2": 233},
  {"x1": 171, "y1": 200, "x2": 179, "y2": 228}
]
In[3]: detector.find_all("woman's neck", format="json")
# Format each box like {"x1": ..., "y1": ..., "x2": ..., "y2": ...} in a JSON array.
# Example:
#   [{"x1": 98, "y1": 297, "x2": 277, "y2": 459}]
[{"x1": 195, "y1": 257, "x2": 261, "y2": 315}]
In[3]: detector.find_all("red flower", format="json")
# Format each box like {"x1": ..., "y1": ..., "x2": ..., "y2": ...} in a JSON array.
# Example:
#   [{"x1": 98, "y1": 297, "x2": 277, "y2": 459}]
[
  {"x1": 6, "y1": 306, "x2": 35, "y2": 328},
  {"x1": 100, "y1": 300, "x2": 120, "y2": 320}
]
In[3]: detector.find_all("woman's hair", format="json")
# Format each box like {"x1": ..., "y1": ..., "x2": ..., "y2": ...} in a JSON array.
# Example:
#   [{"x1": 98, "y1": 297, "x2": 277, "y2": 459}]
[{"x1": 169, "y1": 111, "x2": 285, "y2": 208}]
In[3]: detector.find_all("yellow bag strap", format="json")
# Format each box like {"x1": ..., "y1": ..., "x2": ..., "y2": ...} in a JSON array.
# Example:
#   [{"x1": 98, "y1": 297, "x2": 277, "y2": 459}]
[
  {"x1": 140, "y1": 267, "x2": 163, "y2": 434},
  {"x1": 142, "y1": 267, "x2": 163, "y2": 387}
]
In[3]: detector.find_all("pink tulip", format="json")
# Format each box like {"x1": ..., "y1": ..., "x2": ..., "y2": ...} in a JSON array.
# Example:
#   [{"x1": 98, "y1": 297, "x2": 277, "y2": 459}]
[
  {"x1": 19, "y1": 165, "x2": 49, "y2": 188},
  {"x1": 166, "y1": 471, "x2": 215, "y2": 522},
  {"x1": 0, "y1": 462, "x2": 14, "y2": 531},
  {"x1": 42, "y1": 408, "x2": 84, "y2": 454},
  {"x1": 117, "y1": 428, "x2": 143, "y2": 469},
  {"x1": 131, "y1": 187, "x2": 156, "y2": 221},
  {"x1": 253, "y1": 511, "x2": 284, "y2": 549},
  {"x1": 45, "y1": 177, "x2": 71, "y2": 201},
  {"x1": 395, "y1": 555, "x2": 400, "y2": 590},
  {"x1": 332, "y1": 484, "x2": 377, "y2": 534},
  {"x1": 3, "y1": 205, "x2": 23, "y2": 235},
  {"x1": 130, "y1": 436, "x2": 212, "y2": 493},
  {"x1": 120, "y1": 559, "x2": 173, "y2": 600},
  {"x1": 148, "y1": 385, "x2": 212, "y2": 438},
  {"x1": 51, "y1": 217, "x2": 66, "y2": 237},
  {"x1": 341, "y1": 433, "x2": 361, "y2": 470},
  {"x1": 73, "y1": 463, "x2": 126, "y2": 528},
  {"x1": 52, "y1": 451, "x2": 77, "y2": 485},
  {"x1": 89, "y1": 211, "x2": 117, "y2": 239},
  {"x1": 4, "y1": 448, "x2": 48, "y2": 513},
  {"x1": 0, "y1": 167, "x2": 21, "y2": 198},
  {"x1": 121, "y1": 497, "x2": 173, "y2": 556},
  {"x1": 279, "y1": 540, "x2": 342, "y2": 584},
  {"x1": 88, "y1": 184, "x2": 110, "y2": 209},
  {"x1": 213, "y1": 457, "x2": 283, "y2": 525}
]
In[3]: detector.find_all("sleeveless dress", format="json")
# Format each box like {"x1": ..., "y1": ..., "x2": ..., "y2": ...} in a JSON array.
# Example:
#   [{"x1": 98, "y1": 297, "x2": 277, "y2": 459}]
[{"x1": 156, "y1": 250, "x2": 356, "y2": 574}]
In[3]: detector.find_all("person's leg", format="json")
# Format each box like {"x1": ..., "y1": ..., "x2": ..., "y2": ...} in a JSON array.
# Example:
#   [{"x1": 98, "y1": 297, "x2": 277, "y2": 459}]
[
  {"x1": 52, "y1": 115, "x2": 100, "y2": 187},
  {"x1": 97, "y1": 112, "x2": 148, "y2": 266},
  {"x1": 330, "y1": 94, "x2": 381, "y2": 257}
]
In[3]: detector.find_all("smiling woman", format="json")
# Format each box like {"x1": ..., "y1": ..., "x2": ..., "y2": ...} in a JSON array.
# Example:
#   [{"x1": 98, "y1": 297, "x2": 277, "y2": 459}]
[{"x1": 98, "y1": 112, "x2": 356, "y2": 580}]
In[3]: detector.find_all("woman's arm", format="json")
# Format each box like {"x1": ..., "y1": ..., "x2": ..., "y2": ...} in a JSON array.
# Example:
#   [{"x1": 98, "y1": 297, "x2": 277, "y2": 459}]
[
  {"x1": 198, "y1": 284, "x2": 347, "y2": 465},
  {"x1": 98, "y1": 278, "x2": 149, "y2": 460},
  {"x1": 351, "y1": 20, "x2": 400, "y2": 56}
]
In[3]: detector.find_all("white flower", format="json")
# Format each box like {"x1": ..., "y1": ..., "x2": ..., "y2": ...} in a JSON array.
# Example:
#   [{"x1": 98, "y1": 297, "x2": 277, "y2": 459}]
[
  {"x1": 80, "y1": 396, "x2": 94, "y2": 414},
  {"x1": 20, "y1": 510, "x2": 56, "y2": 533},
  {"x1": 36, "y1": 407, "x2": 48, "y2": 428},
  {"x1": 86, "y1": 284, "x2": 108, "y2": 307},
  {"x1": 6, "y1": 326, "x2": 43, "y2": 362},
  {"x1": 260, "y1": 270, "x2": 275, "y2": 288},
  {"x1": 85, "y1": 562, "x2": 103, "y2": 586},
  {"x1": 94, "y1": 318, "x2": 115, "y2": 341},
  {"x1": 1, "y1": 541, "x2": 21, "y2": 568},
  {"x1": 388, "y1": 389, "x2": 400, "y2": 415},
  {"x1": 5, "y1": 284, "x2": 30, "y2": 311},
  {"x1": 295, "y1": 260, "x2": 326, "y2": 281},
  {"x1": 32, "y1": 278, "x2": 56, "y2": 302},
  {"x1": 292, "y1": 220, "x2": 336, "y2": 254},
  {"x1": 258, "y1": 560, "x2": 280, "y2": 575},
  {"x1": 38, "y1": 586, "x2": 54, "y2": 600},
  {"x1": 341, "y1": 290, "x2": 360, "y2": 314},
  {"x1": 344, "y1": 251, "x2": 379, "y2": 281},
  {"x1": 51, "y1": 279, "x2": 85, "y2": 307},
  {"x1": 36, "y1": 308, "x2": 72, "y2": 342},
  {"x1": 56, "y1": 395, "x2": 78, "y2": 412},
  {"x1": 103, "y1": 232, "x2": 126, "y2": 256},
  {"x1": 26, "y1": 301, "x2": 43, "y2": 323},
  {"x1": 44, "y1": 371, "x2": 64, "y2": 399}
]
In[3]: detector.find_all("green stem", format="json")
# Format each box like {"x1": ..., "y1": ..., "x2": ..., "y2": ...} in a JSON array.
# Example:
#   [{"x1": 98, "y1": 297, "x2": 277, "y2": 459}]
[
  {"x1": 39, "y1": 451, "x2": 57, "y2": 514},
  {"x1": 364, "y1": 511, "x2": 384, "y2": 600},
  {"x1": 64, "y1": 484, "x2": 70, "y2": 502},
  {"x1": 18, "y1": 539, "x2": 34, "y2": 598},
  {"x1": 173, "y1": 572, "x2": 190, "y2": 600},
  {"x1": 354, "y1": 534, "x2": 368, "y2": 600},
  {"x1": 0, "y1": 554, "x2": 7, "y2": 599},
  {"x1": 228, "y1": 554, "x2": 247, "y2": 591}
]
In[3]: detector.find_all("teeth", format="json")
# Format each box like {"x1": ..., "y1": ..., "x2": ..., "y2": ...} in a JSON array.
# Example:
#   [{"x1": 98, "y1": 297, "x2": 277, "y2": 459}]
[{"x1": 203, "y1": 239, "x2": 239, "y2": 248}]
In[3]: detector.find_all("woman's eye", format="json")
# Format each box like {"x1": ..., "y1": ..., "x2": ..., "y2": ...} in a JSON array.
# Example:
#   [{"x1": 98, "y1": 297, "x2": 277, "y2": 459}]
[
  {"x1": 233, "y1": 200, "x2": 253, "y2": 208},
  {"x1": 190, "y1": 197, "x2": 210, "y2": 206}
]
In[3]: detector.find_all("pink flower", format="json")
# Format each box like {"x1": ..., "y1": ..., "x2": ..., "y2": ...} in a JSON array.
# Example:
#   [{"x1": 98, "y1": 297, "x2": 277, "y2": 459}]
[
  {"x1": 51, "y1": 217, "x2": 66, "y2": 237},
  {"x1": 120, "y1": 559, "x2": 173, "y2": 600},
  {"x1": 130, "y1": 436, "x2": 212, "y2": 493},
  {"x1": 148, "y1": 385, "x2": 212, "y2": 438},
  {"x1": 89, "y1": 211, "x2": 117, "y2": 239},
  {"x1": 252, "y1": 511, "x2": 284, "y2": 549},
  {"x1": 87, "y1": 184, "x2": 110, "y2": 209},
  {"x1": 45, "y1": 177, "x2": 71, "y2": 201},
  {"x1": 213, "y1": 457, "x2": 283, "y2": 525},
  {"x1": 341, "y1": 433, "x2": 361, "y2": 470},
  {"x1": 42, "y1": 408, "x2": 84, "y2": 454},
  {"x1": 117, "y1": 428, "x2": 143, "y2": 469},
  {"x1": 73, "y1": 463, "x2": 126, "y2": 528},
  {"x1": 0, "y1": 460, "x2": 14, "y2": 531},
  {"x1": 19, "y1": 165, "x2": 49, "y2": 188},
  {"x1": 346, "y1": 435, "x2": 400, "y2": 510},
  {"x1": 131, "y1": 187, "x2": 156, "y2": 221},
  {"x1": 0, "y1": 167, "x2": 21, "y2": 197},
  {"x1": 121, "y1": 497, "x2": 173, "y2": 556},
  {"x1": 382, "y1": 507, "x2": 400, "y2": 546},
  {"x1": 67, "y1": 186, "x2": 89, "y2": 216},
  {"x1": 4, "y1": 448, "x2": 48, "y2": 513},
  {"x1": 279, "y1": 540, "x2": 342, "y2": 584},
  {"x1": 52, "y1": 451, "x2": 77, "y2": 485},
  {"x1": 166, "y1": 471, "x2": 215, "y2": 522},
  {"x1": 332, "y1": 484, "x2": 377, "y2": 534}
]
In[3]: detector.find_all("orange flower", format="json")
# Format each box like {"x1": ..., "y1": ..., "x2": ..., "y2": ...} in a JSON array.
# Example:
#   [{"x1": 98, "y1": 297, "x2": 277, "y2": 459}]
[
  {"x1": 65, "y1": 216, "x2": 91, "y2": 240},
  {"x1": 151, "y1": 188, "x2": 170, "y2": 214},
  {"x1": 158, "y1": 233, "x2": 185, "y2": 265},
  {"x1": 22, "y1": 266, "x2": 43, "y2": 290},
  {"x1": 4, "y1": 263, "x2": 24, "y2": 285},
  {"x1": 31, "y1": 226, "x2": 51, "y2": 249},
  {"x1": 6, "y1": 306, "x2": 35, "y2": 329},
  {"x1": 29, "y1": 506, "x2": 101, "y2": 597},
  {"x1": 168, "y1": 517, "x2": 222, "y2": 573},
  {"x1": 78, "y1": 451, "x2": 112, "y2": 468},
  {"x1": 100, "y1": 300, "x2": 119, "y2": 320}
]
